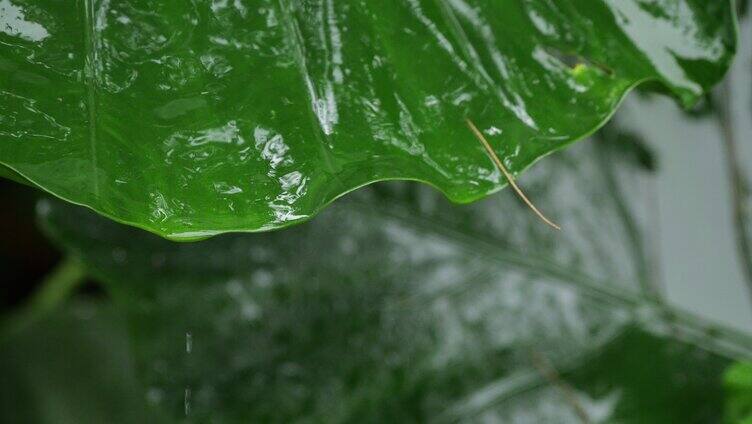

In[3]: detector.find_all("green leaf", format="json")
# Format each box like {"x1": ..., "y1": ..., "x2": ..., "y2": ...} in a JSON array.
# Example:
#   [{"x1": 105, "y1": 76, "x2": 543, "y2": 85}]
[
  {"x1": 0, "y1": 0, "x2": 738, "y2": 239},
  {"x1": 725, "y1": 362, "x2": 752, "y2": 424},
  {"x1": 0, "y1": 163, "x2": 32, "y2": 187},
  {"x1": 39, "y1": 139, "x2": 752, "y2": 422}
]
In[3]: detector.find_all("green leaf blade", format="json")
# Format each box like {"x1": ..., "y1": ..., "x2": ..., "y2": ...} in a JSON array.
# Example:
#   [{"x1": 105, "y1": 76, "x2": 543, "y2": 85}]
[{"x1": 0, "y1": 0, "x2": 737, "y2": 238}]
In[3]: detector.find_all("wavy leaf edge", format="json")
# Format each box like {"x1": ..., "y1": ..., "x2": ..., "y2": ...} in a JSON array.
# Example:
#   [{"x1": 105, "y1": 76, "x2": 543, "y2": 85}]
[{"x1": 0, "y1": 0, "x2": 740, "y2": 241}]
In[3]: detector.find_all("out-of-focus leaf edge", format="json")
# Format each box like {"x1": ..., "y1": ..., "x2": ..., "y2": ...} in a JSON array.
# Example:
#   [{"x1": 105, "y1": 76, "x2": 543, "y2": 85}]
[{"x1": 0, "y1": 164, "x2": 32, "y2": 188}]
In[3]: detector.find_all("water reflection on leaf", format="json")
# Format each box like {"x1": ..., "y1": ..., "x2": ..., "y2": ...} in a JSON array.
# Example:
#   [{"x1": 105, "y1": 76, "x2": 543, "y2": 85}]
[{"x1": 0, "y1": 0, "x2": 738, "y2": 238}]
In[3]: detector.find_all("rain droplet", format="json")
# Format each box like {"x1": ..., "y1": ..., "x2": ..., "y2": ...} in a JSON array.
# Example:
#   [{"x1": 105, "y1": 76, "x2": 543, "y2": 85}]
[
  {"x1": 111, "y1": 248, "x2": 127, "y2": 264},
  {"x1": 184, "y1": 387, "x2": 191, "y2": 416}
]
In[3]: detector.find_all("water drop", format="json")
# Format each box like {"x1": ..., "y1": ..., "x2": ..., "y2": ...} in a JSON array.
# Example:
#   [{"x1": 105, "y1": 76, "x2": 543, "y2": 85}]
[
  {"x1": 184, "y1": 387, "x2": 191, "y2": 416},
  {"x1": 112, "y1": 248, "x2": 127, "y2": 264}
]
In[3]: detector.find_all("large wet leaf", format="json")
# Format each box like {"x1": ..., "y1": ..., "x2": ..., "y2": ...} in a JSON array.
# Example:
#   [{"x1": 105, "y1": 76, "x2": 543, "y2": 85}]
[
  {"x1": 0, "y1": 0, "x2": 738, "y2": 239},
  {"x1": 40, "y1": 139, "x2": 752, "y2": 422}
]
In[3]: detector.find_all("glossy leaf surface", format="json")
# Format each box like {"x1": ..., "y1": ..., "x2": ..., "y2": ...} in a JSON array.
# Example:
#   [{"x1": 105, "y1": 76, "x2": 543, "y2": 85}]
[
  {"x1": 40, "y1": 140, "x2": 752, "y2": 422},
  {"x1": 0, "y1": 0, "x2": 737, "y2": 238}
]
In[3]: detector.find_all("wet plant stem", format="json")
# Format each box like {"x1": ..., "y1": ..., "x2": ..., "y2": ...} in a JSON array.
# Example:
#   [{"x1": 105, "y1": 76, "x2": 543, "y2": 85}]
[
  {"x1": 718, "y1": 80, "x2": 752, "y2": 306},
  {"x1": 0, "y1": 256, "x2": 87, "y2": 340}
]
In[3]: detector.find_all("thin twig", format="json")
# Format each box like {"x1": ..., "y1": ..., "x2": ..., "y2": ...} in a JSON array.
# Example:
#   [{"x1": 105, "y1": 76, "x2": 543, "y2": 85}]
[
  {"x1": 529, "y1": 350, "x2": 590, "y2": 424},
  {"x1": 718, "y1": 80, "x2": 752, "y2": 305},
  {"x1": 466, "y1": 119, "x2": 561, "y2": 230},
  {"x1": 595, "y1": 124, "x2": 663, "y2": 301}
]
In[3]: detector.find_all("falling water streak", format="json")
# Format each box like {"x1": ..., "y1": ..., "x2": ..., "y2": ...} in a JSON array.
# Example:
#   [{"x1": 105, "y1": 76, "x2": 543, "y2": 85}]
[
  {"x1": 185, "y1": 331, "x2": 192, "y2": 416},
  {"x1": 184, "y1": 388, "x2": 191, "y2": 417}
]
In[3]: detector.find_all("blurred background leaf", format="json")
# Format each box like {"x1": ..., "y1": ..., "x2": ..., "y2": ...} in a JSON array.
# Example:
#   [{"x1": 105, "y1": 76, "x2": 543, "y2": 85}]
[
  {"x1": 0, "y1": 301, "x2": 167, "y2": 424},
  {"x1": 26, "y1": 135, "x2": 751, "y2": 422},
  {"x1": 725, "y1": 361, "x2": 752, "y2": 424}
]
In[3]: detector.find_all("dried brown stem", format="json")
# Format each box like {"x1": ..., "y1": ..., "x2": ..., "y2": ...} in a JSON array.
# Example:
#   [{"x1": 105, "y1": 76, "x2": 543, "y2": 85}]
[
  {"x1": 466, "y1": 119, "x2": 561, "y2": 230},
  {"x1": 530, "y1": 350, "x2": 590, "y2": 424}
]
